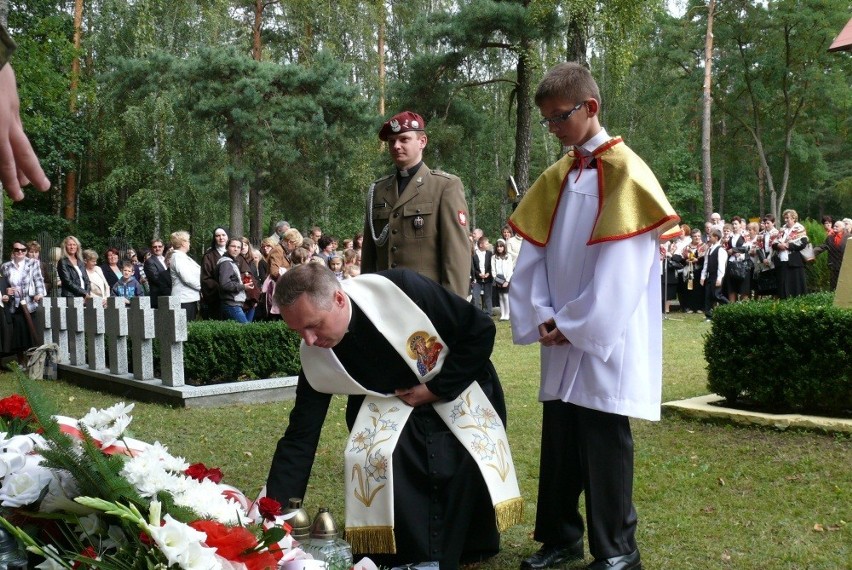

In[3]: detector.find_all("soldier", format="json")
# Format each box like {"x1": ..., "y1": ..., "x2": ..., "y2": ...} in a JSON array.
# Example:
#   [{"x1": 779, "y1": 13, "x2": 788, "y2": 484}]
[{"x1": 361, "y1": 111, "x2": 471, "y2": 298}]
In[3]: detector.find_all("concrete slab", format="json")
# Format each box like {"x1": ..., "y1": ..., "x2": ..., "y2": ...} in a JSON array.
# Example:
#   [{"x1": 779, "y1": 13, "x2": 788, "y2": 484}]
[
  {"x1": 57, "y1": 364, "x2": 298, "y2": 408},
  {"x1": 662, "y1": 394, "x2": 852, "y2": 434}
]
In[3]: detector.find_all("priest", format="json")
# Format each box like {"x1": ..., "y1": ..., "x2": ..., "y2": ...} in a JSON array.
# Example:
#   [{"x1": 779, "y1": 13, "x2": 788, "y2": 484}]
[{"x1": 265, "y1": 264, "x2": 521, "y2": 570}]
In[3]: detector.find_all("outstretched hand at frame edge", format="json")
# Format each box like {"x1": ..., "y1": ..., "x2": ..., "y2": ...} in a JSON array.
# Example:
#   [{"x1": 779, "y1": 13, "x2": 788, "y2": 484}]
[{"x1": 0, "y1": 63, "x2": 50, "y2": 201}]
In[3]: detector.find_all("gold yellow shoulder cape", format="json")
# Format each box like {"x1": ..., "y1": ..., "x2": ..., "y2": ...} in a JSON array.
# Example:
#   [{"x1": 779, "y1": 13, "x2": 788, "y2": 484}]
[{"x1": 509, "y1": 137, "x2": 680, "y2": 246}]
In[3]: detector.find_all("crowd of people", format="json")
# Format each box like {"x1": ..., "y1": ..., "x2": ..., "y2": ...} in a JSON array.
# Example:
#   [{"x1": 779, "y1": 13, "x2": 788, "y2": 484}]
[
  {"x1": 662, "y1": 212, "x2": 850, "y2": 320},
  {"x1": 468, "y1": 225, "x2": 523, "y2": 320}
]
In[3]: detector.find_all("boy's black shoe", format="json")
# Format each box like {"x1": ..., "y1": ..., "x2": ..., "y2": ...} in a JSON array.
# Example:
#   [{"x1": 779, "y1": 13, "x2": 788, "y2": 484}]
[
  {"x1": 586, "y1": 549, "x2": 641, "y2": 570},
  {"x1": 520, "y1": 540, "x2": 584, "y2": 569}
]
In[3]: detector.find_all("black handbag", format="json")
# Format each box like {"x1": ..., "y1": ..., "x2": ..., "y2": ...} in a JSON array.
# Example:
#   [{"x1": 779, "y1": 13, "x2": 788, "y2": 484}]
[
  {"x1": 494, "y1": 274, "x2": 507, "y2": 286},
  {"x1": 727, "y1": 259, "x2": 750, "y2": 280}
]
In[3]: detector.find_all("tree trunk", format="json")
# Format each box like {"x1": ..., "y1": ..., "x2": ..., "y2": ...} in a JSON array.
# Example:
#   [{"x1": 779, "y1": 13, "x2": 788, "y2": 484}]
[
  {"x1": 701, "y1": 0, "x2": 715, "y2": 222},
  {"x1": 249, "y1": 177, "x2": 263, "y2": 243},
  {"x1": 566, "y1": 12, "x2": 588, "y2": 65},
  {"x1": 248, "y1": 0, "x2": 264, "y2": 243},
  {"x1": 378, "y1": 10, "x2": 386, "y2": 117},
  {"x1": 513, "y1": 42, "x2": 532, "y2": 194},
  {"x1": 64, "y1": 0, "x2": 84, "y2": 221},
  {"x1": 252, "y1": 0, "x2": 263, "y2": 61},
  {"x1": 227, "y1": 134, "x2": 245, "y2": 238}
]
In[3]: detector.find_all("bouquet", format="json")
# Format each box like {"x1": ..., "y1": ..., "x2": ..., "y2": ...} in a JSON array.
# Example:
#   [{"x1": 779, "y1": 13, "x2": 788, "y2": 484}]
[{"x1": 0, "y1": 374, "x2": 315, "y2": 569}]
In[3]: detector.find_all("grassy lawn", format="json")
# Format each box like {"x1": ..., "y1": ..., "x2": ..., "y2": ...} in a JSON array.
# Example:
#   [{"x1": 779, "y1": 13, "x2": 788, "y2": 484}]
[{"x1": 1, "y1": 313, "x2": 849, "y2": 569}]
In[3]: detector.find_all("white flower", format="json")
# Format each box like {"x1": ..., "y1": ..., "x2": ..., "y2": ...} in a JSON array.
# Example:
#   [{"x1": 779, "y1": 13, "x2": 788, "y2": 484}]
[
  {"x1": 0, "y1": 459, "x2": 54, "y2": 507},
  {"x1": 0, "y1": 450, "x2": 27, "y2": 477},
  {"x1": 173, "y1": 478, "x2": 247, "y2": 525},
  {"x1": 79, "y1": 402, "x2": 135, "y2": 448},
  {"x1": 147, "y1": 514, "x2": 209, "y2": 568},
  {"x1": 149, "y1": 499, "x2": 162, "y2": 526},
  {"x1": 1, "y1": 433, "x2": 44, "y2": 455},
  {"x1": 77, "y1": 513, "x2": 101, "y2": 538},
  {"x1": 39, "y1": 469, "x2": 90, "y2": 514},
  {"x1": 177, "y1": 540, "x2": 221, "y2": 570},
  {"x1": 33, "y1": 545, "x2": 66, "y2": 569}
]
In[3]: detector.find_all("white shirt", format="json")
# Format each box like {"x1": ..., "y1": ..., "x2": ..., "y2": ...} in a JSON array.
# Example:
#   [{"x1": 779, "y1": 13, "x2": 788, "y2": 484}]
[
  {"x1": 170, "y1": 250, "x2": 201, "y2": 303},
  {"x1": 509, "y1": 129, "x2": 663, "y2": 421},
  {"x1": 700, "y1": 244, "x2": 728, "y2": 284}
]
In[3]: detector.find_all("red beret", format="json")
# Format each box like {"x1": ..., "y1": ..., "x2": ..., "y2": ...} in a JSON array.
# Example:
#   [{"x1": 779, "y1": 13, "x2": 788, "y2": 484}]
[{"x1": 378, "y1": 111, "x2": 426, "y2": 141}]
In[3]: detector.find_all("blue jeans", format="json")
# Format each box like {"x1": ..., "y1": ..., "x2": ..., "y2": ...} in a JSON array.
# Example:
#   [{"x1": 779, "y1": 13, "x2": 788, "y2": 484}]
[{"x1": 222, "y1": 304, "x2": 249, "y2": 323}]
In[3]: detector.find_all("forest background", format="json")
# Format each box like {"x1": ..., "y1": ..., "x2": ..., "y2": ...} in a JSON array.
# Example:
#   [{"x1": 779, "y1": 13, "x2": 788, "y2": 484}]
[{"x1": 2, "y1": 0, "x2": 850, "y2": 259}]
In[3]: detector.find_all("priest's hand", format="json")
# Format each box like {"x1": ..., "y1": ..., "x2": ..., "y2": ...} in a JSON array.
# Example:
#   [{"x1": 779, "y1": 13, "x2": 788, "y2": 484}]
[
  {"x1": 0, "y1": 64, "x2": 50, "y2": 200},
  {"x1": 395, "y1": 384, "x2": 440, "y2": 407},
  {"x1": 538, "y1": 318, "x2": 569, "y2": 347}
]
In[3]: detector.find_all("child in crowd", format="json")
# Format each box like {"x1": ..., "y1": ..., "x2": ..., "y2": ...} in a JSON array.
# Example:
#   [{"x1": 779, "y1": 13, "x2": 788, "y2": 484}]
[
  {"x1": 327, "y1": 254, "x2": 344, "y2": 280},
  {"x1": 492, "y1": 239, "x2": 513, "y2": 321},
  {"x1": 112, "y1": 261, "x2": 145, "y2": 304},
  {"x1": 344, "y1": 264, "x2": 361, "y2": 279},
  {"x1": 290, "y1": 247, "x2": 311, "y2": 266},
  {"x1": 342, "y1": 248, "x2": 359, "y2": 270}
]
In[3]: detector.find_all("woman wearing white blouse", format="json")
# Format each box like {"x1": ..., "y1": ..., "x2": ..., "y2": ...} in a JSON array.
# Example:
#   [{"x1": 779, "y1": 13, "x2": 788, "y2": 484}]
[
  {"x1": 83, "y1": 249, "x2": 110, "y2": 307},
  {"x1": 169, "y1": 231, "x2": 202, "y2": 321}
]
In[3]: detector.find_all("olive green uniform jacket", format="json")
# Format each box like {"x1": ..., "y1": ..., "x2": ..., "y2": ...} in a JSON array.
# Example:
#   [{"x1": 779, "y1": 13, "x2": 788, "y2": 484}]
[{"x1": 362, "y1": 164, "x2": 471, "y2": 299}]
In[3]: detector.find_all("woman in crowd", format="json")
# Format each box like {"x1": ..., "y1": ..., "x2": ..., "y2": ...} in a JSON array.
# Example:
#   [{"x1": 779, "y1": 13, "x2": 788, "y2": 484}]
[
  {"x1": 753, "y1": 215, "x2": 779, "y2": 298},
  {"x1": 201, "y1": 227, "x2": 229, "y2": 320},
  {"x1": 258, "y1": 237, "x2": 276, "y2": 284},
  {"x1": 679, "y1": 228, "x2": 706, "y2": 313},
  {"x1": 501, "y1": 225, "x2": 523, "y2": 264},
  {"x1": 492, "y1": 239, "x2": 513, "y2": 321},
  {"x1": 671, "y1": 224, "x2": 691, "y2": 310},
  {"x1": 352, "y1": 232, "x2": 363, "y2": 254},
  {"x1": 773, "y1": 209, "x2": 809, "y2": 299},
  {"x1": 238, "y1": 237, "x2": 260, "y2": 318},
  {"x1": 57, "y1": 236, "x2": 90, "y2": 300},
  {"x1": 83, "y1": 249, "x2": 110, "y2": 306},
  {"x1": 745, "y1": 221, "x2": 763, "y2": 297},
  {"x1": 268, "y1": 228, "x2": 302, "y2": 280},
  {"x1": 217, "y1": 238, "x2": 254, "y2": 323},
  {"x1": 99, "y1": 247, "x2": 122, "y2": 290},
  {"x1": 316, "y1": 235, "x2": 336, "y2": 262},
  {"x1": 25, "y1": 241, "x2": 52, "y2": 297},
  {"x1": 814, "y1": 220, "x2": 848, "y2": 291},
  {"x1": 169, "y1": 231, "x2": 201, "y2": 322},
  {"x1": 725, "y1": 218, "x2": 751, "y2": 302},
  {"x1": 2, "y1": 241, "x2": 46, "y2": 364}
]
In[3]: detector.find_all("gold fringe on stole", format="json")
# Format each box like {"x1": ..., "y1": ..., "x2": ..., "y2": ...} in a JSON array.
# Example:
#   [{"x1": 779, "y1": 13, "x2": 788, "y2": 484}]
[
  {"x1": 344, "y1": 526, "x2": 397, "y2": 554},
  {"x1": 495, "y1": 497, "x2": 524, "y2": 532}
]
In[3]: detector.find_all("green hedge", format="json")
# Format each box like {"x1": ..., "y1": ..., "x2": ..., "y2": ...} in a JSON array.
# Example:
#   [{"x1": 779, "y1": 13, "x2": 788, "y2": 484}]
[
  {"x1": 181, "y1": 321, "x2": 302, "y2": 384},
  {"x1": 704, "y1": 293, "x2": 852, "y2": 414}
]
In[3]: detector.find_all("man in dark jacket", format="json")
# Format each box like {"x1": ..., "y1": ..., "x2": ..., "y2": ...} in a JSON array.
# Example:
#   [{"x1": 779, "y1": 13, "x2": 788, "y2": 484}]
[{"x1": 143, "y1": 239, "x2": 171, "y2": 308}]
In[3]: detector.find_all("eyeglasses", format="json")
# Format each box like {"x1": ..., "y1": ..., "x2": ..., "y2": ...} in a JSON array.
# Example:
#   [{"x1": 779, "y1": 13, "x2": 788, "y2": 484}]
[
  {"x1": 12, "y1": 247, "x2": 27, "y2": 253},
  {"x1": 539, "y1": 102, "x2": 585, "y2": 128}
]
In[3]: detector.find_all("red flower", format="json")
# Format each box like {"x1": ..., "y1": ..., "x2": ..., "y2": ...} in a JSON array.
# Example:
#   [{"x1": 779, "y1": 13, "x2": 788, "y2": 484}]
[
  {"x1": 190, "y1": 519, "x2": 257, "y2": 559},
  {"x1": 257, "y1": 497, "x2": 282, "y2": 521},
  {"x1": 0, "y1": 395, "x2": 31, "y2": 420},
  {"x1": 206, "y1": 467, "x2": 224, "y2": 483},
  {"x1": 72, "y1": 546, "x2": 98, "y2": 568},
  {"x1": 189, "y1": 520, "x2": 278, "y2": 570},
  {"x1": 185, "y1": 462, "x2": 224, "y2": 483}
]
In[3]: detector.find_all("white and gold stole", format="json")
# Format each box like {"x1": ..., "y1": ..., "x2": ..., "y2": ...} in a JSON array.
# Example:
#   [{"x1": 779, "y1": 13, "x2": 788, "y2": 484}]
[{"x1": 301, "y1": 275, "x2": 522, "y2": 554}]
